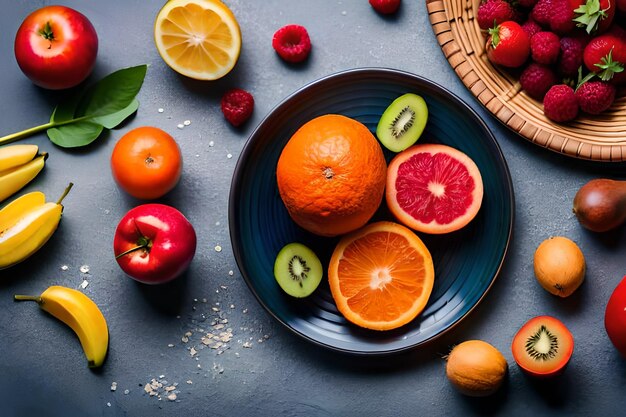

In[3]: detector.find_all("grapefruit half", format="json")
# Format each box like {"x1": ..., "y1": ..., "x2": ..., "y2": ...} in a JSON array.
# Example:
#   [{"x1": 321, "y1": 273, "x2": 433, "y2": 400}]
[{"x1": 386, "y1": 143, "x2": 483, "y2": 234}]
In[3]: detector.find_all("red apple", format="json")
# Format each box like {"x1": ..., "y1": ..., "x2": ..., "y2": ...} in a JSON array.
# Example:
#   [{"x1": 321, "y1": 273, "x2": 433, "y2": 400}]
[
  {"x1": 113, "y1": 204, "x2": 197, "y2": 284},
  {"x1": 14, "y1": 5, "x2": 98, "y2": 90}
]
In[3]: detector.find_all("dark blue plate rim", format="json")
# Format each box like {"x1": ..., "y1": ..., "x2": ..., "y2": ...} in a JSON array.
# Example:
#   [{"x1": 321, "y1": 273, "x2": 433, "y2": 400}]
[{"x1": 228, "y1": 67, "x2": 515, "y2": 356}]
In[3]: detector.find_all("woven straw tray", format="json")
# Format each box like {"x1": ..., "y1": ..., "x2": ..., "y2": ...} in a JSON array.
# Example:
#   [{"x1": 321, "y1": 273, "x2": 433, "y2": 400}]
[{"x1": 427, "y1": 0, "x2": 626, "y2": 162}]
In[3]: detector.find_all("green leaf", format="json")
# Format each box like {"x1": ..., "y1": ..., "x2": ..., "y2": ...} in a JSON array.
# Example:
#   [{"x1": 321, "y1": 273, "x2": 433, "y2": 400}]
[
  {"x1": 90, "y1": 99, "x2": 139, "y2": 129},
  {"x1": 50, "y1": 92, "x2": 83, "y2": 123},
  {"x1": 47, "y1": 122, "x2": 104, "y2": 148},
  {"x1": 76, "y1": 65, "x2": 148, "y2": 118}
]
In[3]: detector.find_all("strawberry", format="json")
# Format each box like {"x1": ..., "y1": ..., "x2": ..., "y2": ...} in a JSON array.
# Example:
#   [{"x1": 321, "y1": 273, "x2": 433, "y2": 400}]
[
  {"x1": 575, "y1": 80, "x2": 616, "y2": 114},
  {"x1": 571, "y1": 0, "x2": 616, "y2": 34},
  {"x1": 543, "y1": 84, "x2": 579, "y2": 121},
  {"x1": 369, "y1": 0, "x2": 401, "y2": 14},
  {"x1": 583, "y1": 33, "x2": 626, "y2": 84},
  {"x1": 221, "y1": 89, "x2": 254, "y2": 127},
  {"x1": 486, "y1": 21, "x2": 531, "y2": 67},
  {"x1": 272, "y1": 25, "x2": 312, "y2": 63},
  {"x1": 477, "y1": 0, "x2": 516, "y2": 30}
]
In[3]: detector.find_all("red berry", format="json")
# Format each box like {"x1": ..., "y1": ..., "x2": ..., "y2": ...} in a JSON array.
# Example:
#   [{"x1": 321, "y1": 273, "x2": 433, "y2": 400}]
[
  {"x1": 486, "y1": 21, "x2": 531, "y2": 68},
  {"x1": 518, "y1": 0, "x2": 539, "y2": 8},
  {"x1": 221, "y1": 89, "x2": 254, "y2": 127},
  {"x1": 558, "y1": 36, "x2": 586, "y2": 77},
  {"x1": 583, "y1": 34, "x2": 626, "y2": 84},
  {"x1": 520, "y1": 63, "x2": 559, "y2": 100},
  {"x1": 530, "y1": 32, "x2": 561, "y2": 65},
  {"x1": 369, "y1": 0, "x2": 401, "y2": 14},
  {"x1": 543, "y1": 84, "x2": 579, "y2": 122},
  {"x1": 272, "y1": 25, "x2": 312, "y2": 63},
  {"x1": 575, "y1": 81, "x2": 616, "y2": 114},
  {"x1": 521, "y1": 18, "x2": 543, "y2": 39},
  {"x1": 477, "y1": 0, "x2": 516, "y2": 30},
  {"x1": 549, "y1": 0, "x2": 575, "y2": 34},
  {"x1": 531, "y1": 0, "x2": 553, "y2": 26}
]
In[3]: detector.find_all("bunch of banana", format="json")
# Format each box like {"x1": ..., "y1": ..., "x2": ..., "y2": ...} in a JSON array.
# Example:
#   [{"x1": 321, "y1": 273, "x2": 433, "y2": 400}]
[
  {"x1": 0, "y1": 183, "x2": 73, "y2": 269},
  {"x1": 14, "y1": 286, "x2": 109, "y2": 368},
  {"x1": 0, "y1": 144, "x2": 47, "y2": 203}
]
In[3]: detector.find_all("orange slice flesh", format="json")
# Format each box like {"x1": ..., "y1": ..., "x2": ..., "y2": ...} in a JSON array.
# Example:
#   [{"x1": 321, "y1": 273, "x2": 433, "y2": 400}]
[
  {"x1": 328, "y1": 221, "x2": 435, "y2": 331},
  {"x1": 154, "y1": 0, "x2": 241, "y2": 80}
]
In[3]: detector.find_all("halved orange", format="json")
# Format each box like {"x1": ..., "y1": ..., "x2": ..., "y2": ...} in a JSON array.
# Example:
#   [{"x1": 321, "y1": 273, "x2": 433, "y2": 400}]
[
  {"x1": 328, "y1": 221, "x2": 435, "y2": 331},
  {"x1": 154, "y1": 0, "x2": 242, "y2": 80}
]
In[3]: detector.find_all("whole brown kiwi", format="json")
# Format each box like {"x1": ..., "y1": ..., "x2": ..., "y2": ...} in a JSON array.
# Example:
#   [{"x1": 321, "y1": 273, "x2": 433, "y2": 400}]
[{"x1": 573, "y1": 179, "x2": 626, "y2": 233}]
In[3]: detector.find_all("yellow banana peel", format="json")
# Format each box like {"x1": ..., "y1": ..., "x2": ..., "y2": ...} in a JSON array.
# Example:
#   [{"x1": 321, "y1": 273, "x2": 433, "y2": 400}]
[
  {"x1": 0, "y1": 144, "x2": 47, "y2": 203},
  {"x1": 14, "y1": 285, "x2": 109, "y2": 368},
  {"x1": 0, "y1": 183, "x2": 72, "y2": 269}
]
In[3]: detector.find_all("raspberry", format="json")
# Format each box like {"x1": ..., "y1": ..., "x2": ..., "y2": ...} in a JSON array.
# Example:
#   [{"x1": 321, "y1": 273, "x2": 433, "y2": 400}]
[
  {"x1": 477, "y1": 0, "x2": 516, "y2": 30},
  {"x1": 543, "y1": 84, "x2": 579, "y2": 122},
  {"x1": 272, "y1": 25, "x2": 312, "y2": 63},
  {"x1": 518, "y1": 0, "x2": 539, "y2": 8},
  {"x1": 521, "y1": 18, "x2": 543, "y2": 39},
  {"x1": 531, "y1": 0, "x2": 553, "y2": 26},
  {"x1": 221, "y1": 89, "x2": 254, "y2": 127},
  {"x1": 369, "y1": 0, "x2": 401, "y2": 14},
  {"x1": 530, "y1": 32, "x2": 561, "y2": 65},
  {"x1": 520, "y1": 63, "x2": 559, "y2": 100},
  {"x1": 558, "y1": 37, "x2": 586, "y2": 77},
  {"x1": 549, "y1": 0, "x2": 575, "y2": 34},
  {"x1": 575, "y1": 81, "x2": 616, "y2": 114}
]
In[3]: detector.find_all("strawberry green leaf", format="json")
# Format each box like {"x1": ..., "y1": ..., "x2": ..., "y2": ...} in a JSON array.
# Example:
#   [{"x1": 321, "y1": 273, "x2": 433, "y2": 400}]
[{"x1": 574, "y1": 0, "x2": 609, "y2": 34}]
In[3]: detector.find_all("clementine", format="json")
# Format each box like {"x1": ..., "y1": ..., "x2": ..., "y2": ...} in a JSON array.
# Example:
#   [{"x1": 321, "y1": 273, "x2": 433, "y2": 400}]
[
  {"x1": 276, "y1": 114, "x2": 386, "y2": 237},
  {"x1": 328, "y1": 221, "x2": 435, "y2": 331}
]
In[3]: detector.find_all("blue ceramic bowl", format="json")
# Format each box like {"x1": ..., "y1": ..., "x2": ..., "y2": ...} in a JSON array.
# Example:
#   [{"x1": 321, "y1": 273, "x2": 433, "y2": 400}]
[{"x1": 229, "y1": 68, "x2": 514, "y2": 355}]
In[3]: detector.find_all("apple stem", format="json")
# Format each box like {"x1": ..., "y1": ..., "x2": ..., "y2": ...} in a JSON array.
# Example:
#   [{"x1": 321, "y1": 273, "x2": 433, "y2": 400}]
[
  {"x1": 115, "y1": 236, "x2": 152, "y2": 259},
  {"x1": 14, "y1": 295, "x2": 43, "y2": 304}
]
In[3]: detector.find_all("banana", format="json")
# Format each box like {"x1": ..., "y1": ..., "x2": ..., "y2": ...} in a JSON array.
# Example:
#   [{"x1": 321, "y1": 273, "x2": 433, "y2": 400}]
[
  {"x1": 0, "y1": 183, "x2": 72, "y2": 269},
  {"x1": 14, "y1": 286, "x2": 109, "y2": 368},
  {"x1": 0, "y1": 144, "x2": 47, "y2": 203}
]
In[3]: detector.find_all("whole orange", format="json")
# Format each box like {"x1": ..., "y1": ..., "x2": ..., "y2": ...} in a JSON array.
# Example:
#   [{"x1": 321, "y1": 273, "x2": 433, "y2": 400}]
[
  {"x1": 276, "y1": 114, "x2": 387, "y2": 237},
  {"x1": 111, "y1": 126, "x2": 182, "y2": 200}
]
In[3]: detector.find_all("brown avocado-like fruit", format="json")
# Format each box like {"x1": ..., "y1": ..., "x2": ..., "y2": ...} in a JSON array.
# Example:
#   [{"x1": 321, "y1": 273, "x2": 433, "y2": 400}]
[{"x1": 573, "y1": 179, "x2": 626, "y2": 232}]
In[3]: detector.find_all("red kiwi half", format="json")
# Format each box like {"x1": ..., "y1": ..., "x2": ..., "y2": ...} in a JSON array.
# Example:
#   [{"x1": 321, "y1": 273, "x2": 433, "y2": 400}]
[{"x1": 511, "y1": 315, "x2": 574, "y2": 378}]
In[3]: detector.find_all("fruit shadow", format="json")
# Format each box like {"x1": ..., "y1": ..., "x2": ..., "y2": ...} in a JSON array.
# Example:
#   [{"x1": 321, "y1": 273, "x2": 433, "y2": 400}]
[
  {"x1": 132, "y1": 268, "x2": 191, "y2": 316},
  {"x1": 520, "y1": 371, "x2": 574, "y2": 409}
]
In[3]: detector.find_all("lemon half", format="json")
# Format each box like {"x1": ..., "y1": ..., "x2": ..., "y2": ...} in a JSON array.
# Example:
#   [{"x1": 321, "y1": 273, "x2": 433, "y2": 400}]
[{"x1": 154, "y1": 0, "x2": 241, "y2": 80}]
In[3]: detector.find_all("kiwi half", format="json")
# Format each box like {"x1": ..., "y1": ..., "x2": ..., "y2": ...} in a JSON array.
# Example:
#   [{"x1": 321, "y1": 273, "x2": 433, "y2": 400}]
[
  {"x1": 511, "y1": 315, "x2": 574, "y2": 378},
  {"x1": 273, "y1": 242, "x2": 323, "y2": 298},
  {"x1": 376, "y1": 93, "x2": 428, "y2": 152}
]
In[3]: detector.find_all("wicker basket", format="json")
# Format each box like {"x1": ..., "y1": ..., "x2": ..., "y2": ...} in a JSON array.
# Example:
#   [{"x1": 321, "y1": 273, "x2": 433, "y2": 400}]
[{"x1": 427, "y1": 0, "x2": 626, "y2": 162}]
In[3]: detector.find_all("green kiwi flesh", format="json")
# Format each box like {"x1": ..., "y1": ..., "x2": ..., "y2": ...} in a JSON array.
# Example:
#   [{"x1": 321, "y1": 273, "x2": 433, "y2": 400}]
[
  {"x1": 376, "y1": 93, "x2": 428, "y2": 152},
  {"x1": 273, "y1": 243, "x2": 323, "y2": 298}
]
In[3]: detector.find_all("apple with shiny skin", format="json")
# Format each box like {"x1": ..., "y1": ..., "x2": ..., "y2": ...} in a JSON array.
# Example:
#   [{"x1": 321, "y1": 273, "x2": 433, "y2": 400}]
[
  {"x1": 14, "y1": 5, "x2": 98, "y2": 89},
  {"x1": 114, "y1": 204, "x2": 197, "y2": 284}
]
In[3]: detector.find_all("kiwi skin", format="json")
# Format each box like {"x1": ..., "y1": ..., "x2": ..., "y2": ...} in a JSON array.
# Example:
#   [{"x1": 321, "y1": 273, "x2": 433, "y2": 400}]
[
  {"x1": 376, "y1": 93, "x2": 428, "y2": 153},
  {"x1": 273, "y1": 242, "x2": 323, "y2": 298}
]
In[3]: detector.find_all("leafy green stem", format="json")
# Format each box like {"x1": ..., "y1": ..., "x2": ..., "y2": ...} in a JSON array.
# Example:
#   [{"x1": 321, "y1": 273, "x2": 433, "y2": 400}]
[{"x1": 0, "y1": 116, "x2": 91, "y2": 146}]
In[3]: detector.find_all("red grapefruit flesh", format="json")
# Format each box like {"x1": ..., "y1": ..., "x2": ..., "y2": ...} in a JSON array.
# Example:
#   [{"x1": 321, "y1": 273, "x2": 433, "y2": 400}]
[{"x1": 386, "y1": 143, "x2": 484, "y2": 234}]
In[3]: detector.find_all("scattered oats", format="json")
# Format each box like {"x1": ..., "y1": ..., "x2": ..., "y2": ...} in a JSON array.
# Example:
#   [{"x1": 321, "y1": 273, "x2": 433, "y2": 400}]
[
  {"x1": 167, "y1": 393, "x2": 177, "y2": 401},
  {"x1": 230, "y1": 304, "x2": 235, "y2": 309},
  {"x1": 183, "y1": 120, "x2": 191, "y2": 126},
  {"x1": 177, "y1": 124, "x2": 184, "y2": 129},
  {"x1": 79, "y1": 265, "x2": 90, "y2": 274},
  {"x1": 110, "y1": 382, "x2": 117, "y2": 391},
  {"x1": 197, "y1": 364, "x2": 202, "y2": 369},
  {"x1": 193, "y1": 298, "x2": 198, "y2": 302},
  {"x1": 243, "y1": 309, "x2": 248, "y2": 314},
  {"x1": 190, "y1": 347, "x2": 197, "y2": 357},
  {"x1": 144, "y1": 385, "x2": 153, "y2": 394},
  {"x1": 212, "y1": 307, "x2": 220, "y2": 312},
  {"x1": 158, "y1": 108, "x2": 164, "y2": 113},
  {"x1": 220, "y1": 285, "x2": 228, "y2": 290},
  {"x1": 165, "y1": 386, "x2": 176, "y2": 392},
  {"x1": 80, "y1": 280, "x2": 89, "y2": 289},
  {"x1": 186, "y1": 380, "x2": 193, "y2": 385},
  {"x1": 235, "y1": 352, "x2": 240, "y2": 358},
  {"x1": 243, "y1": 341, "x2": 252, "y2": 348},
  {"x1": 227, "y1": 153, "x2": 233, "y2": 159},
  {"x1": 61, "y1": 265, "x2": 69, "y2": 271},
  {"x1": 214, "y1": 324, "x2": 225, "y2": 330},
  {"x1": 264, "y1": 334, "x2": 270, "y2": 339},
  {"x1": 159, "y1": 375, "x2": 165, "y2": 379},
  {"x1": 215, "y1": 221, "x2": 221, "y2": 226},
  {"x1": 202, "y1": 298, "x2": 207, "y2": 303},
  {"x1": 258, "y1": 339, "x2": 264, "y2": 343},
  {"x1": 124, "y1": 390, "x2": 130, "y2": 395},
  {"x1": 168, "y1": 344, "x2": 174, "y2": 348},
  {"x1": 217, "y1": 350, "x2": 224, "y2": 355},
  {"x1": 201, "y1": 337, "x2": 213, "y2": 346},
  {"x1": 220, "y1": 319, "x2": 228, "y2": 324},
  {"x1": 228, "y1": 270, "x2": 234, "y2": 276},
  {"x1": 214, "y1": 245, "x2": 222, "y2": 252},
  {"x1": 107, "y1": 402, "x2": 111, "y2": 407},
  {"x1": 181, "y1": 336, "x2": 189, "y2": 343},
  {"x1": 209, "y1": 141, "x2": 215, "y2": 147},
  {"x1": 185, "y1": 331, "x2": 192, "y2": 337}
]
